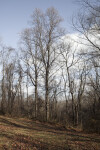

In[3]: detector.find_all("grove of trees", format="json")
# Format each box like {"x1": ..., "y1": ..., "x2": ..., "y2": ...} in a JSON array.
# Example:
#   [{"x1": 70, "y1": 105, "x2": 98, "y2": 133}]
[{"x1": 0, "y1": 0, "x2": 100, "y2": 133}]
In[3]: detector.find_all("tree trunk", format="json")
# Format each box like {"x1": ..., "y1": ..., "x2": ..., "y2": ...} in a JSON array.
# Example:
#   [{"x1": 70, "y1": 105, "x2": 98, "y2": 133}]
[
  {"x1": 35, "y1": 71, "x2": 38, "y2": 119},
  {"x1": 71, "y1": 93, "x2": 75, "y2": 125},
  {"x1": 45, "y1": 69, "x2": 49, "y2": 121}
]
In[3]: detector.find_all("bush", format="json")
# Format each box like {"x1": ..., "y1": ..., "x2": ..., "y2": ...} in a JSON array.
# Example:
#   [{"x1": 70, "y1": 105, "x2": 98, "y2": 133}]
[{"x1": 83, "y1": 119, "x2": 100, "y2": 133}]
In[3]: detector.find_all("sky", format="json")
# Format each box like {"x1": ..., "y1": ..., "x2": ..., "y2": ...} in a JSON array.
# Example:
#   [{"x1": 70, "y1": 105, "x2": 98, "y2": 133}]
[{"x1": 0, "y1": 0, "x2": 81, "y2": 48}]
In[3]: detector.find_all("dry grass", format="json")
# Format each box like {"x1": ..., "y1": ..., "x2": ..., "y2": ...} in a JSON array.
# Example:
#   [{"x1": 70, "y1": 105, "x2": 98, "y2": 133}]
[{"x1": 0, "y1": 116, "x2": 100, "y2": 150}]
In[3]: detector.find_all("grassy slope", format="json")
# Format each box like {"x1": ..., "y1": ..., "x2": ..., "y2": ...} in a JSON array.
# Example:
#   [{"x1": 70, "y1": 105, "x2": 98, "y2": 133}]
[{"x1": 0, "y1": 116, "x2": 100, "y2": 150}]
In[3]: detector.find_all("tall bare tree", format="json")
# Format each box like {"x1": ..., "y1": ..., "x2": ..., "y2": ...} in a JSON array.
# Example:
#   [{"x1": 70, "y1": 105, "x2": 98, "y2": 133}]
[
  {"x1": 59, "y1": 42, "x2": 79, "y2": 125},
  {"x1": 30, "y1": 7, "x2": 64, "y2": 121},
  {"x1": 21, "y1": 27, "x2": 42, "y2": 119}
]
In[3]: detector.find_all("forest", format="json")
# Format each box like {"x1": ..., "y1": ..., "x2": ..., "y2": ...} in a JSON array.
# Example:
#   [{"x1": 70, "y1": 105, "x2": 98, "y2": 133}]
[{"x1": 0, "y1": 0, "x2": 100, "y2": 149}]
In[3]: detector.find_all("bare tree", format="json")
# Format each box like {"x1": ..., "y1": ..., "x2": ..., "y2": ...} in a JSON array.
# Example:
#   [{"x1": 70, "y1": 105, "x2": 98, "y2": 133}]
[
  {"x1": 59, "y1": 42, "x2": 79, "y2": 125},
  {"x1": 21, "y1": 27, "x2": 43, "y2": 119},
  {"x1": 76, "y1": 63, "x2": 87, "y2": 126},
  {"x1": 0, "y1": 46, "x2": 22, "y2": 115},
  {"x1": 30, "y1": 7, "x2": 64, "y2": 121},
  {"x1": 73, "y1": 0, "x2": 100, "y2": 58},
  {"x1": 0, "y1": 46, "x2": 7, "y2": 114}
]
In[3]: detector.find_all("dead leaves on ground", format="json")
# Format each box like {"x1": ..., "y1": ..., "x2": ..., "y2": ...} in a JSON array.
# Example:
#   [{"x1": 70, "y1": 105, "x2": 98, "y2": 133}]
[{"x1": 0, "y1": 116, "x2": 100, "y2": 150}]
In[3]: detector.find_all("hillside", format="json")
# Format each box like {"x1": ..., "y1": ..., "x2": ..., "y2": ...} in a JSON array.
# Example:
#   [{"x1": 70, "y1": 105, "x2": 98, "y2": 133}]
[{"x1": 0, "y1": 116, "x2": 100, "y2": 150}]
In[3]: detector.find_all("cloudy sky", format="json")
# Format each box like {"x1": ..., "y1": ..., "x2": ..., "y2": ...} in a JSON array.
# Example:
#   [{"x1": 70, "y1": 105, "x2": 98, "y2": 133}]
[{"x1": 0, "y1": 0, "x2": 81, "y2": 48}]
